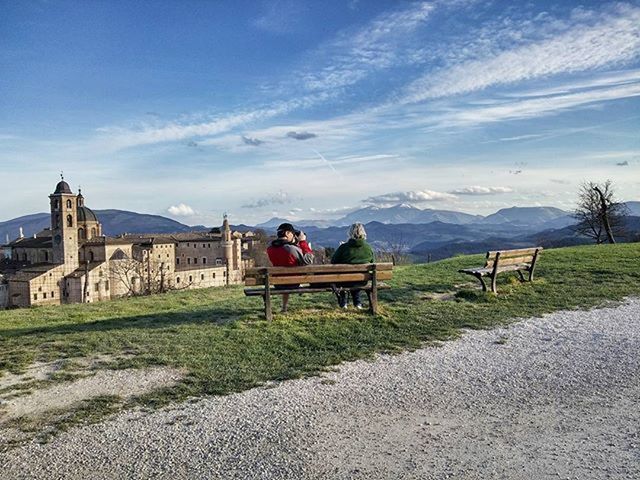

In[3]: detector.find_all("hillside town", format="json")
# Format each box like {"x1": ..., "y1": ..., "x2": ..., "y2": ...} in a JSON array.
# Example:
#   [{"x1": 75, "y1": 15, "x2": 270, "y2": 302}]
[{"x1": 0, "y1": 179, "x2": 256, "y2": 308}]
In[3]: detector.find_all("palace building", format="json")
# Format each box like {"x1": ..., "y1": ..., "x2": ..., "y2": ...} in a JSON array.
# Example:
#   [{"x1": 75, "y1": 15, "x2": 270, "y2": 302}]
[{"x1": 0, "y1": 179, "x2": 247, "y2": 308}]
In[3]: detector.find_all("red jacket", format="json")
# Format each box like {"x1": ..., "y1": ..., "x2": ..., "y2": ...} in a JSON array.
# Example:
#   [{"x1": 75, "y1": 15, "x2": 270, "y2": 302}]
[{"x1": 267, "y1": 239, "x2": 314, "y2": 266}]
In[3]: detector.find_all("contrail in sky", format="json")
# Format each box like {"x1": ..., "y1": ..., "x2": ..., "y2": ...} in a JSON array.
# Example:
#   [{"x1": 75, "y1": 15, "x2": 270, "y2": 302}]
[{"x1": 313, "y1": 149, "x2": 342, "y2": 178}]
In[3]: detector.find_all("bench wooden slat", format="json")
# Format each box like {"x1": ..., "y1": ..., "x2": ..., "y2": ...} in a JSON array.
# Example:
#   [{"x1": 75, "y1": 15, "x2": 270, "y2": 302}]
[
  {"x1": 486, "y1": 255, "x2": 536, "y2": 268},
  {"x1": 245, "y1": 270, "x2": 392, "y2": 286},
  {"x1": 486, "y1": 247, "x2": 540, "y2": 258},
  {"x1": 245, "y1": 263, "x2": 393, "y2": 277},
  {"x1": 244, "y1": 283, "x2": 391, "y2": 296}
]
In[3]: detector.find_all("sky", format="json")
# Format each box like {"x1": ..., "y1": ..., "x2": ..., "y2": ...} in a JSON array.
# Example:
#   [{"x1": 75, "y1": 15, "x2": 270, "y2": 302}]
[{"x1": 1, "y1": 0, "x2": 639, "y2": 227}]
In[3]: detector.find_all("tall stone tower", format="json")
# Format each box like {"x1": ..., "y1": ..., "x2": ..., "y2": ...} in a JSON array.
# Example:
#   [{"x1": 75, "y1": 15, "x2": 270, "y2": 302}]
[
  {"x1": 49, "y1": 178, "x2": 79, "y2": 272},
  {"x1": 222, "y1": 214, "x2": 233, "y2": 265}
]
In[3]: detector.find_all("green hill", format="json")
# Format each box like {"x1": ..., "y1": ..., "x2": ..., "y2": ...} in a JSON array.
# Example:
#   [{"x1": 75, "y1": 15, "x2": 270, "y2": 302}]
[{"x1": 1, "y1": 243, "x2": 639, "y2": 441}]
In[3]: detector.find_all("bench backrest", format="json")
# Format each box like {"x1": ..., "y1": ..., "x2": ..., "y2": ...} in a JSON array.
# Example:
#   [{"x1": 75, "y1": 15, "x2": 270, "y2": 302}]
[
  {"x1": 245, "y1": 263, "x2": 393, "y2": 287},
  {"x1": 484, "y1": 247, "x2": 542, "y2": 269}
]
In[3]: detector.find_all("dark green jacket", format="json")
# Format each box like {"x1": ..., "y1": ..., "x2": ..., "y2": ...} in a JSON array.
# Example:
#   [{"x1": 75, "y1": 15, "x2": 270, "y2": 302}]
[{"x1": 331, "y1": 239, "x2": 375, "y2": 264}]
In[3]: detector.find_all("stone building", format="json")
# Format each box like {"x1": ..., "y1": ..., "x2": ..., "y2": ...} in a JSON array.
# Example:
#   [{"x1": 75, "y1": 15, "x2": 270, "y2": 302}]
[{"x1": 0, "y1": 179, "x2": 245, "y2": 308}]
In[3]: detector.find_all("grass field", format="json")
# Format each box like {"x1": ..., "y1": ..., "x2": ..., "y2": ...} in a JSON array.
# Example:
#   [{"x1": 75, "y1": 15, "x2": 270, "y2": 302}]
[{"x1": 1, "y1": 243, "x2": 639, "y2": 441}]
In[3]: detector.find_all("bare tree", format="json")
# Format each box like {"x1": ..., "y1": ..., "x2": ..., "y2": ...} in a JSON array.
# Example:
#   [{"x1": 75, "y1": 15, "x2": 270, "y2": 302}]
[
  {"x1": 376, "y1": 234, "x2": 413, "y2": 265},
  {"x1": 574, "y1": 180, "x2": 628, "y2": 244}
]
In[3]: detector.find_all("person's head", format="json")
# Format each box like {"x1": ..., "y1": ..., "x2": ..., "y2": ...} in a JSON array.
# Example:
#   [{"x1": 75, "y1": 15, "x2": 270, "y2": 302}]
[
  {"x1": 277, "y1": 223, "x2": 299, "y2": 242},
  {"x1": 348, "y1": 223, "x2": 367, "y2": 240}
]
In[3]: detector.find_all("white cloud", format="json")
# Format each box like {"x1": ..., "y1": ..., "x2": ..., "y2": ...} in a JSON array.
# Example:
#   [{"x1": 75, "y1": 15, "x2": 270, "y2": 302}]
[
  {"x1": 364, "y1": 190, "x2": 457, "y2": 205},
  {"x1": 167, "y1": 203, "x2": 196, "y2": 216},
  {"x1": 450, "y1": 186, "x2": 514, "y2": 195}
]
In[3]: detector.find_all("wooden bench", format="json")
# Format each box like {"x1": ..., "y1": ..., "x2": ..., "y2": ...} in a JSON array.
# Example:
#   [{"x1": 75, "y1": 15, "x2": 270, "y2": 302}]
[
  {"x1": 458, "y1": 247, "x2": 542, "y2": 294},
  {"x1": 244, "y1": 263, "x2": 393, "y2": 320}
]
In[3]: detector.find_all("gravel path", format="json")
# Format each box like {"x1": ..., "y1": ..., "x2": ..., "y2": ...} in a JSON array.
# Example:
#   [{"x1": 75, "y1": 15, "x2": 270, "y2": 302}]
[{"x1": 2, "y1": 299, "x2": 639, "y2": 479}]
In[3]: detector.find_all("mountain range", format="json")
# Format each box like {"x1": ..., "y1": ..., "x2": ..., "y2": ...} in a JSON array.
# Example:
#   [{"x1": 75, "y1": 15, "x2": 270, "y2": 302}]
[{"x1": 3, "y1": 202, "x2": 639, "y2": 261}]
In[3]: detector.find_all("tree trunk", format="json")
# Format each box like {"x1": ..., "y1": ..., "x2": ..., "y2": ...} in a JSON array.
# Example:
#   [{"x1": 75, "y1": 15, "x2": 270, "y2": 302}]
[{"x1": 593, "y1": 186, "x2": 616, "y2": 244}]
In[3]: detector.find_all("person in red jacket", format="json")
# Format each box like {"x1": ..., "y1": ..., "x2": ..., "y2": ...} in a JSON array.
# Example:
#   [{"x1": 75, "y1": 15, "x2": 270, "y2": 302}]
[{"x1": 267, "y1": 223, "x2": 314, "y2": 312}]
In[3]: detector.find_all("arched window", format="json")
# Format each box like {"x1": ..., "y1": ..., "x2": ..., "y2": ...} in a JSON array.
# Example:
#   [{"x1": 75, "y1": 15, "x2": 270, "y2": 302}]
[
  {"x1": 66, "y1": 199, "x2": 72, "y2": 209},
  {"x1": 91, "y1": 228, "x2": 96, "y2": 238},
  {"x1": 54, "y1": 214, "x2": 60, "y2": 229},
  {"x1": 54, "y1": 199, "x2": 60, "y2": 210},
  {"x1": 89, "y1": 250, "x2": 95, "y2": 262},
  {"x1": 67, "y1": 214, "x2": 73, "y2": 227},
  {"x1": 78, "y1": 228, "x2": 86, "y2": 240}
]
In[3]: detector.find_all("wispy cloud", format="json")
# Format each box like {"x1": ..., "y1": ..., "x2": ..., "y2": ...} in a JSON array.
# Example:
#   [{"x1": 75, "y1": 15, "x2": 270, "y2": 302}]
[
  {"x1": 364, "y1": 190, "x2": 456, "y2": 206},
  {"x1": 402, "y1": 4, "x2": 640, "y2": 103},
  {"x1": 450, "y1": 186, "x2": 514, "y2": 195},
  {"x1": 300, "y1": 2, "x2": 436, "y2": 92}
]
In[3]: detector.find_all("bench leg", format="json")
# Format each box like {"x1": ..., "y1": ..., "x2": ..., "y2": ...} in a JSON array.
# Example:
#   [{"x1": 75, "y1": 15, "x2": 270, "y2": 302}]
[
  {"x1": 517, "y1": 270, "x2": 526, "y2": 282},
  {"x1": 264, "y1": 291, "x2": 273, "y2": 322},
  {"x1": 475, "y1": 274, "x2": 487, "y2": 292},
  {"x1": 490, "y1": 274, "x2": 498, "y2": 294},
  {"x1": 281, "y1": 293, "x2": 290, "y2": 313}
]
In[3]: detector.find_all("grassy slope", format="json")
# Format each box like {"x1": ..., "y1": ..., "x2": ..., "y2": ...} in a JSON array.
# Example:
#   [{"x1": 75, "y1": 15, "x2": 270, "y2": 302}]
[{"x1": 1, "y1": 243, "x2": 639, "y2": 409}]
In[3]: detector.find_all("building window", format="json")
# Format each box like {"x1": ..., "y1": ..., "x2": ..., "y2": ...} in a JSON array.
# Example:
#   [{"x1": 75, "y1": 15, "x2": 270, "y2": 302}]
[
  {"x1": 54, "y1": 214, "x2": 60, "y2": 228},
  {"x1": 200, "y1": 274, "x2": 204, "y2": 280},
  {"x1": 176, "y1": 277, "x2": 181, "y2": 284},
  {"x1": 78, "y1": 228, "x2": 86, "y2": 240},
  {"x1": 51, "y1": 292, "x2": 55, "y2": 298},
  {"x1": 33, "y1": 294, "x2": 38, "y2": 300},
  {"x1": 186, "y1": 243, "x2": 189, "y2": 247},
  {"x1": 105, "y1": 281, "x2": 109, "y2": 291},
  {"x1": 43, "y1": 292, "x2": 47, "y2": 299},
  {"x1": 54, "y1": 199, "x2": 60, "y2": 210},
  {"x1": 89, "y1": 251, "x2": 95, "y2": 262},
  {"x1": 38, "y1": 286, "x2": 42, "y2": 292},
  {"x1": 67, "y1": 214, "x2": 73, "y2": 227},
  {"x1": 187, "y1": 258, "x2": 191, "y2": 265},
  {"x1": 176, "y1": 258, "x2": 180, "y2": 265},
  {"x1": 95, "y1": 283, "x2": 100, "y2": 292},
  {"x1": 44, "y1": 251, "x2": 49, "y2": 261},
  {"x1": 212, "y1": 272, "x2": 216, "y2": 278},
  {"x1": 194, "y1": 258, "x2": 198, "y2": 264},
  {"x1": 66, "y1": 199, "x2": 72, "y2": 209},
  {"x1": 189, "y1": 275, "x2": 193, "y2": 282},
  {"x1": 91, "y1": 228, "x2": 96, "y2": 238},
  {"x1": 203, "y1": 258, "x2": 207, "y2": 264},
  {"x1": 216, "y1": 258, "x2": 223, "y2": 265},
  {"x1": 223, "y1": 271, "x2": 226, "y2": 277},
  {"x1": 202, "y1": 244, "x2": 205, "y2": 248}
]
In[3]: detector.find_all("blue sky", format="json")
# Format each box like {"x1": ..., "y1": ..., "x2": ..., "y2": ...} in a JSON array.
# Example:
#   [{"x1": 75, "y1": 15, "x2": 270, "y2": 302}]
[{"x1": 1, "y1": 0, "x2": 639, "y2": 226}]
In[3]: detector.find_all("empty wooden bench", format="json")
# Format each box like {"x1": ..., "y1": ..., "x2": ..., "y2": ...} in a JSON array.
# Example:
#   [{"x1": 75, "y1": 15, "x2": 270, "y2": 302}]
[
  {"x1": 458, "y1": 247, "x2": 542, "y2": 294},
  {"x1": 244, "y1": 263, "x2": 393, "y2": 320}
]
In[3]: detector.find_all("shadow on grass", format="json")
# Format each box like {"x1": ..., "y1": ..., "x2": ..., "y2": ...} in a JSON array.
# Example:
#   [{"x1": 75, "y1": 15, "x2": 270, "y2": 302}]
[{"x1": 0, "y1": 304, "x2": 255, "y2": 339}]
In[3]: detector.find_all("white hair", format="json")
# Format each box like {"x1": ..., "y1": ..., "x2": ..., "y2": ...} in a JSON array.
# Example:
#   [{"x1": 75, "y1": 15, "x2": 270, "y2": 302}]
[{"x1": 348, "y1": 223, "x2": 367, "y2": 240}]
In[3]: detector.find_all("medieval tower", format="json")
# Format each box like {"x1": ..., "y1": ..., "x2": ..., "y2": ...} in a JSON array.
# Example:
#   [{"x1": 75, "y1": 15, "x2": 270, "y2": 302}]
[{"x1": 49, "y1": 177, "x2": 79, "y2": 273}]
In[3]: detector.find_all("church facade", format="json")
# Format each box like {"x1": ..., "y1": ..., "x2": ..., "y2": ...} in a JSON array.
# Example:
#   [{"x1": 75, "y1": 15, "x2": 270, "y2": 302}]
[{"x1": 0, "y1": 180, "x2": 246, "y2": 308}]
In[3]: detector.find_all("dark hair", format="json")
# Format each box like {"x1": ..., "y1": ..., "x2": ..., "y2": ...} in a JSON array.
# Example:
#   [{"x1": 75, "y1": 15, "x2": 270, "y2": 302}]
[{"x1": 277, "y1": 223, "x2": 296, "y2": 238}]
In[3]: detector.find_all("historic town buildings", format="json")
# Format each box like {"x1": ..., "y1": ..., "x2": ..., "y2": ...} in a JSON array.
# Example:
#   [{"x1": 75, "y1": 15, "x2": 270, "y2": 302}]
[{"x1": 0, "y1": 179, "x2": 250, "y2": 308}]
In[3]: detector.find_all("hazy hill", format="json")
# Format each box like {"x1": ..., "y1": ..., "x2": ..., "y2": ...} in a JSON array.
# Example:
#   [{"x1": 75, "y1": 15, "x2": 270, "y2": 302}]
[
  {"x1": 0, "y1": 210, "x2": 197, "y2": 242},
  {"x1": 481, "y1": 206, "x2": 569, "y2": 225}
]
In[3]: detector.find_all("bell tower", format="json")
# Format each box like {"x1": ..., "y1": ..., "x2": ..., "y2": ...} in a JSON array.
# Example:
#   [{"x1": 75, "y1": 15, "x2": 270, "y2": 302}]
[{"x1": 49, "y1": 175, "x2": 79, "y2": 272}]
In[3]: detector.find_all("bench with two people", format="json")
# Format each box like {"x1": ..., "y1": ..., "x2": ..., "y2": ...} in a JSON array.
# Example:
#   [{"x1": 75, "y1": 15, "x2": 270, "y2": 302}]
[{"x1": 244, "y1": 221, "x2": 542, "y2": 319}]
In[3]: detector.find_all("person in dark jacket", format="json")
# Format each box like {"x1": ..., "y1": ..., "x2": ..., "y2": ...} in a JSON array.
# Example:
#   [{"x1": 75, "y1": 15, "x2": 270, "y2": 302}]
[
  {"x1": 331, "y1": 223, "x2": 375, "y2": 309},
  {"x1": 267, "y1": 223, "x2": 314, "y2": 312}
]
